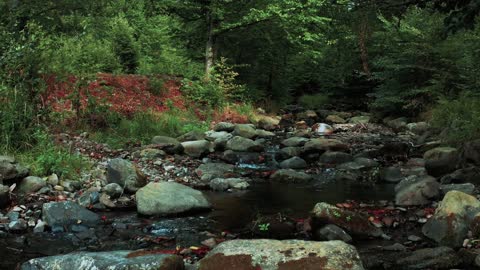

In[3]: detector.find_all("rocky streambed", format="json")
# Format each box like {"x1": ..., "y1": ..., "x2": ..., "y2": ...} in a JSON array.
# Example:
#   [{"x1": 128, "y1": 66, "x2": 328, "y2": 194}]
[{"x1": 2, "y1": 109, "x2": 480, "y2": 269}]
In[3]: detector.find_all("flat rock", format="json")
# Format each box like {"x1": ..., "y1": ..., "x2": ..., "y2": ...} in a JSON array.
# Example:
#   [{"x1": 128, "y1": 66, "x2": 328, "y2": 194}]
[
  {"x1": 303, "y1": 138, "x2": 349, "y2": 153},
  {"x1": 21, "y1": 250, "x2": 184, "y2": 270},
  {"x1": 395, "y1": 246, "x2": 461, "y2": 270},
  {"x1": 195, "y1": 163, "x2": 235, "y2": 182},
  {"x1": 136, "y1": 182, "x2": 211, "y2": 216},
  {"x1": 42, "y1": 201, "x2": 100, "y2": 230},
  {"x1": 270, "y1": 169, "x2": 312, "y2": 183},
  {"x1": 181, "y1": 140, "x2": 213, "y2": 158},
  {"x1": 232, "y1": 124, "x2": 257, "y2": 139},
  {"x1": 209, "y1": 178, "x2": 249, "y2": 191},
  {"x1": 198, "y1": 239, "x2": 364, "y2": 270},
  {"x1": 226, "y1": 136, "x2": 263, "y2": 152}
]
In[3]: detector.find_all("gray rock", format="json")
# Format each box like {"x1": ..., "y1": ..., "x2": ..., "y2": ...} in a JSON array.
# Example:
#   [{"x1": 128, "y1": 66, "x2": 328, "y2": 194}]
[
  {"x1": 46, "y1": 174, "x2": 59, "y2": 186},
  {"x1": 198, "y1": 239, "x2": 364, "y2": 270},
  {"x1": 380, "y1": 167, "x2": 404, "y2": 183},
  {"x1": 61, "y1": 180, "x2": 81, "y2": 192},
  {"x1": 106, "y1": 159, "x2": 146, "y2": 193},
  {"x1": 33, "y1": 220, "x2": 46, "y2": 233},
  {"x1": 103, "y1": 183, "x2": 123, "y2": 199},
  {"x1": 422, "y1": 191, "x2": 480, "y2": 247},
  {"x1": 440, "y1": 166, "x2": 480, "y2": 184},
  {"x1": 463, "y1": 139, "x2": 480, "y2": 166},
  {"x1": 77, "y1": 191, "x2": 100, "y2": 207},
  {"x1": 276, "y1": 147, "x2": 302, "y2": 160},
  {"x1": 42, "y1": 201, "x2": 100, "y2": 229},
  {"x1": 270, "y1": 169, "x2": 312, "y2": 183},
  {"x1": 151, "y1": 136, "x2": 182, "y2": 154},
  {"x1": 279, "y1": 157, "x2": 307, "y2": 169},
  {"x1": 440, "y1": 183, "x2": 475, "y2": 195},
  {"x1": 319, "y1": 151, "x2": 353, "y2": 165},
  {"x1": 136, "y1": 182, "x2": 211, "y2": 216},
  {"x1": 209, "y1": 178, "x2": 249, "y2": 191},
  {"x1": 0, "y1": 156, "x2": 29, "y2": 182},
  {"x1": 226, "y1": 136, "x2": 263, "y2": 152},
  {"x1": 316, "y1": 224, "x2": 353, "y2": 243},
  {"x1": 205, "y1": 131, "x2": 232, "y2": 142},
  {"x1": 349, "y1": 116, "x2": 370, "y2": 124},
  {"x1": 395, "y1": 175, "x2": 440, "y2": 206},
  {"x1": 181, "y1": 140, "x2": 213, "y2": 158},
  {"x1": 312, "y1": 202, "x2": 383, "y2": 238},
  {"x1": 8, "y1": 219, "x2": 27, "y2": 231},
  {"x1": 138, "y1": 148, "x2": 165, "y2": 159},
  {"x1": 255, "y1": 129, "x2": 275, "y2": 138},
  {"x1": 17, "y1": 176, "x2": 46, "y2": 194},
  {"x1": 303, "y1": 138, "x2": 349, "y2": 153},
  {"x1": 326, "y1": 115, "x2": 347, "y2": 124},
  {"x1": 195, "y1": 163, "x2": 235, "y2": 182},
  {"x1": 221, "y1": 150, "x2": 262, "y2": 165},
  {"x1": 386, "y1": 117, "x2": 408, "y2": 130},
  {"x1": 232, "y1": 124, "x2": 257, "y2": 139},
  {"x1": 424, "y1": 147, "x2": 459, "y2": 177},
  {"x1": 281, "y1": 137, "x2": 309, "y2": 147},
  {"x1": 177, "y1": 130, "x2": 206, "y2": 142},
  {"x1": 21, "y1": 250, "x2": 184, "y2": 270},
  {"x1": 213, "y1": 122, "x2": 235, "y2": 132},
  {"x1": 407, "y1": 122, "x2": 430, "y2": 135},
  {"x1": 395, "y1": 247, "x2": 461, "y2": 270}
]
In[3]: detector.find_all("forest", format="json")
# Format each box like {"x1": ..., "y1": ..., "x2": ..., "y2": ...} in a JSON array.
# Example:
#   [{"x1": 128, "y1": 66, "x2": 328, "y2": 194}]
[{"x1": 1, "y1": 0, "x2": 480, "y2": 269}]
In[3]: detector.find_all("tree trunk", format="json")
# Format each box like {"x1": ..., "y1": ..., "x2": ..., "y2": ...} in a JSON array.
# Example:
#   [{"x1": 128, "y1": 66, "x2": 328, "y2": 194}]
[
  {"x1": 358, "y1": 16, "x2": 371, "y2": 77},
  {"x1": 205, "y1": 8, "x2": 215, "y2": 80}
]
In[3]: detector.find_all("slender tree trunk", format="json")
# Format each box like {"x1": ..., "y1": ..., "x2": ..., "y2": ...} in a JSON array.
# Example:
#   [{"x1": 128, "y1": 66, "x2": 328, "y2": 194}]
[
  {"x1": 358, "y1": 16, "x2": 371, "y2": 77},
  {"x1": 205, "y1": 8, "x2": 215, "y2": 80}
]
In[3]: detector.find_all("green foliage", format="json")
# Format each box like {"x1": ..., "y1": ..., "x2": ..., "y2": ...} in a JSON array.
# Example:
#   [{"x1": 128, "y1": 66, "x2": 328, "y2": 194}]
[
  {"x1": 147, "y1": 77, "x2": 168, "y2": 96},
  {"x1": 213, "y1": 58, "x2": 249, "y2": 102},
  {"x1": 298, "y1": 94, "x2": 330, "y2": 110},
  {"x1": 182, "y1": 79, "x2": 226, "y2": 109},
  {"x1": 16, "y1": 130, "x2": 90, "y2": 179},
  {"x1": 431, "y1": 93, "x2": 480, "y2": 144},
  {"x1": 110, "y1": 16, "x2": 139, "y2": 74}
]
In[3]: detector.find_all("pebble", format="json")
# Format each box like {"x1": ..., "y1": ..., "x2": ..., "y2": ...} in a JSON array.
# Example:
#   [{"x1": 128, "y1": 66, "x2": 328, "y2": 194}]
[
  {"x1": 34, "y1": 220, "x2": 46, "y2": 233},
  {"x1": 408, "y1": 235, "x2": 422, "y2": 242}
]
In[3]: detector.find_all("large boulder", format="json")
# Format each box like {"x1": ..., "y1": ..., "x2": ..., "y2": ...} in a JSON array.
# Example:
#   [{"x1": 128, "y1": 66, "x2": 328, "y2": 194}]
[
  {"x1": 270, "y1": 169, "x2": 312, "y2": 183},
  {"x1": 424, "y1": 147, "x2": 459, "y2": 177},
  {"x1": 0, "y1": 156, "x2": 29, "y2": 183},
  {"x1": 422, "y1": 190, "x2": 480, "y2": 247},
  {"x1": 303, "y1": 139, "x2": 349, "y2": 153},
  {"x1": 195, "y1": 163, "x2": 235, "y2": 182},
  {"x1": 464, "y1": 139, "x2": 480, "y2": 166},
  {"x1": 181, "y1": 140, "x2": 213, "y2": 158},
  {"x1": 17, "y1": 176, "x2": 46, "y2": 194},
  {"x1": 226, "y1": 136, "x2": 264, "y2": 152},
  {"x1": 136, "y1": 182, "x2": 211, "y2": 216},
  {"x1": 395, "y1": 175, "x2": 440, "y2": 206},
  {"x1": 197, "y1": 239, "x2": 365, "y2": 270},
  {"x1": 42, "y1": 201, "x2": 100, "y2": 230},
  {"x1": 312, "y1": 202, "x2": 383, "y2": 238},
  {"x1": 232, "y1": 124, "x2": 257, "y2": 139},
  {"x1": 106, "y1": 159, "x2": 146, "y2": 193},
  {"x1": 21, "y1": 250, "x2": 184, "y2": 270}
]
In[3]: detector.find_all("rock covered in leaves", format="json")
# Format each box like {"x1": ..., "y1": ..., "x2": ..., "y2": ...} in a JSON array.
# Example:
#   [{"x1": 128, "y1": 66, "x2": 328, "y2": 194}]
[
  {"x1": 136, "y1": 182, "x2": 211, "y2": 216},
  {"x1": 20, "y1": 250, "x2": 184, "y2": 270},
  {"x1": 422, "y1": 190, "x2": 480, "y2": 247},
  {"x1": 312, "y1": 202, "x2": 383, "y2": 238},
  {"x1": 106, "y1": 158, "x2": 147, "y2": 193},
  {"x1": 198, "y1": 239, "x2": 365, "y2": 270}
]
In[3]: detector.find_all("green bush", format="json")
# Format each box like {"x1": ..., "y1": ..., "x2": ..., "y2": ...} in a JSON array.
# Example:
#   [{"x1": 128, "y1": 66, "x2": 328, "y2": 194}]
[
  {"x1": 431, "y1": 93, "x2": 480, "y2": 144},
  {"x1": 298, "y1": 93, "x2": 329, "y2": 110},
  {"x1": 147, "y1": 77, "x2": 168, "y2": 96},
  {"x1": 15, "y1": 130, "x2": 90, "y2": 180},
  {"x1": 110, "y1": 16, "x2": 139, "y2": 74},
  {"x1": 181, "y1": 78, "x2": 226, "y2": 109}
]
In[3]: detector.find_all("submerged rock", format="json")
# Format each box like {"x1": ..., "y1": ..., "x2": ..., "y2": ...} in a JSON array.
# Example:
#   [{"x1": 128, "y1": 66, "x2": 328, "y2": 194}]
[
  {"x1": 136, "y1": 182, "x2": 211, "y2": 216},
  {"x1": 395, "y1": 246, "x2": 461, "y2": 270},
  {"x1": 198, "y1": 239, "x2": 365, "y2": 270},
  {"x1": 21, "y1": 250, "x2": 184, "y2": 270},
  {"x1": 422, "y1": 190, "x2": 480, "y2": 247},
  {"x1": 106, "y1": 158, "x2": 147, "y2": 193},
  {"x1": 312, "y1": 202, "x2": 383, "y2": 238}
]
